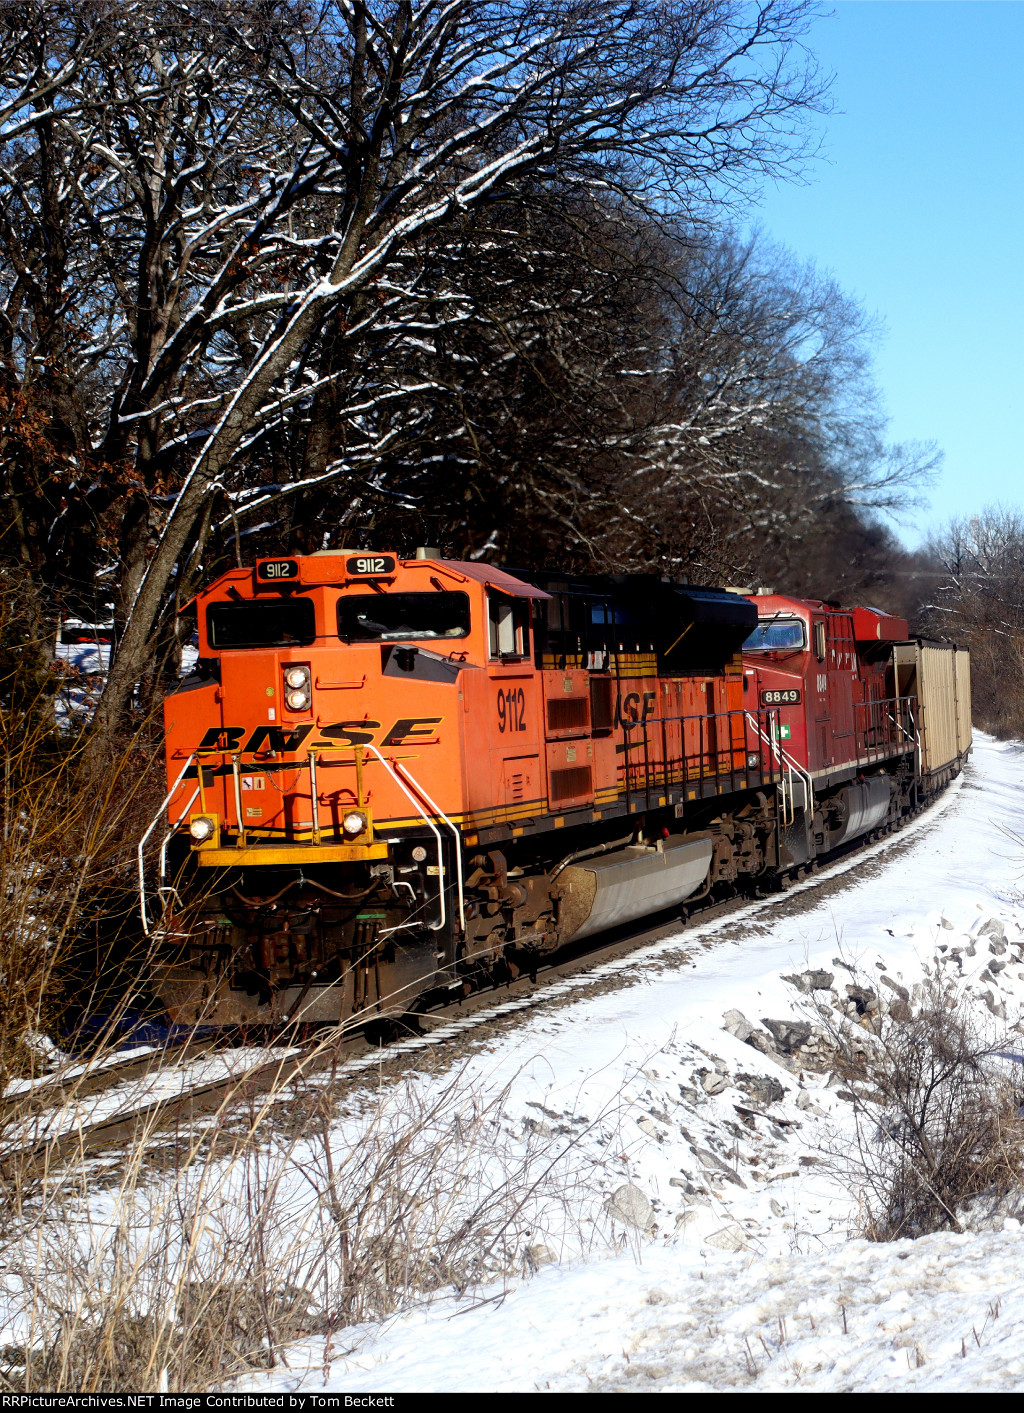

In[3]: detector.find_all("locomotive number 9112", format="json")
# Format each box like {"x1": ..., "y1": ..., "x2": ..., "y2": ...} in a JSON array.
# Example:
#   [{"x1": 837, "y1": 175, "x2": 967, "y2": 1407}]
[{"x1": 497, "y1": 687, "x2": 527, "y2": 732}]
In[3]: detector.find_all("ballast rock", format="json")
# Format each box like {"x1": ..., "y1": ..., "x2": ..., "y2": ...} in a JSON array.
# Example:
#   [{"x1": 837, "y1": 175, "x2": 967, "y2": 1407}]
[
  {"x1": 704, "y1": 1222, "x2": 749, "y2": 1252},
  {"x1": 525, "y1": 1244, "x2": 557, "y2": 1270}
]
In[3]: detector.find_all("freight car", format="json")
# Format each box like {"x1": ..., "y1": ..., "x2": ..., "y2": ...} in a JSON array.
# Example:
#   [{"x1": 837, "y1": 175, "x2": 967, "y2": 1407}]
[{"x1": 141, "y1": 554, "x2": 971, "y2": 1028}]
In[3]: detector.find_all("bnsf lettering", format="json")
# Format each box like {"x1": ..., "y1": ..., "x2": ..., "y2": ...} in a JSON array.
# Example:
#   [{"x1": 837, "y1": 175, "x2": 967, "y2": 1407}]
[
  {"x1": 191, "y1": 720, "x2": 443, "y2": 755},
  {"x1": 381, "y1": 717, "x2": 443, "y2": 747},
  {"x1": 244, "y1": 724, "x2": 314, "y2": 754},
  {"x1": 616, "y1": 690, "x2": 656, "y2": 726},
  {"x1": 317, "y1": 720, "x2": 381, "y2": 748},
  {"x1": 197, "y1": 726, "x2": 246, "y2": 752}
]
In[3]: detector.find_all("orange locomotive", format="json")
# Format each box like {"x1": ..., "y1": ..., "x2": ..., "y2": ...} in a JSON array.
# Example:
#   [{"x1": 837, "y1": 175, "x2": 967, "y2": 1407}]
[{"x1": 146, "y1": 553, "x2": 965, "y2": 1029}]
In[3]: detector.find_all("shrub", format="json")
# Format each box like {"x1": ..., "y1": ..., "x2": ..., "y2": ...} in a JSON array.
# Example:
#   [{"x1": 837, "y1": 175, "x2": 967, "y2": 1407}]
[{"x1": 815, "y1": 967, "x2": 1024, "y2": 1240}]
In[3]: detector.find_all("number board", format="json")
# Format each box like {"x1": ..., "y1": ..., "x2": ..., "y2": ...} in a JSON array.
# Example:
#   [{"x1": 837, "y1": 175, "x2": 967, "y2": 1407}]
[
  {"x1": 346, "y1": 555, "x2": 397, "y2": 576},
  {"x1": 761, "y1": 688, "x2": 801, "y2": 705},
  {"x1": 257, "y1": 559, "x2": 299, "y2": 581}
]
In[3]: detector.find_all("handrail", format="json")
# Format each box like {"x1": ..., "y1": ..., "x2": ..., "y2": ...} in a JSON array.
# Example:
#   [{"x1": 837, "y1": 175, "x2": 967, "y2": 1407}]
[
  {"x1": 309, "y1": 749, "x2": 320, "y2": 844},
  {"x1": 364, "y1": 744, "x2": 446, "y2": 933},
  {"x1": 138, "y1": 754, "x2": 196, "y2": 936},
  {"x1": 231, "y1": 753, "x2": 244, "y2": 838},
  {"x1": 393, "y1": 762, "x2": 466, "y2": 937},
  {"x1": 744, "y1": 711, "x2": 813, "y2": 827},
  {"x1": 744, "y1": 711, "x2": 792, "y2": 824}
]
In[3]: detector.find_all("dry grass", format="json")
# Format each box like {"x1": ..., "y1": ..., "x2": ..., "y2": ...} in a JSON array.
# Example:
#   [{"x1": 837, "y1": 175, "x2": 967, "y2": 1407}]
[
  {"x1": 812, "y1": 966, "x2": 1024, "y2": 1240},
  {"x1": 0, "y1": 1046, "x2": 608, "y2": 1392},
  {"x1": 0, "y1": 580, "x2": 170, "y2": 1087}
]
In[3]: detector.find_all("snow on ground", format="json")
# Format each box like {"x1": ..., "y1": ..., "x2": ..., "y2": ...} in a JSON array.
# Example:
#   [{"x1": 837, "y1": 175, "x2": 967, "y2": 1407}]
[{"x1": 238, "y1": 733, "x2": 1024, "y2": 1392}]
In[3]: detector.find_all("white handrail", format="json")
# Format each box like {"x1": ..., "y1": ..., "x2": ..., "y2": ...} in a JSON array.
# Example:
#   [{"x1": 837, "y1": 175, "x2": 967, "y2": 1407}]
[
  {"x1": 364, "y1": 744, "x2": 446, "y2": 933},
  {"x1": 394, "y1": 761, "x2": 466, "y2": 936},
  {"x1": 744, "y1": 712, "x2": 791, "y2": 822},
  {"x1": 744, "y1": 712, "x2": 813, "y2": 827},
  {"x1": 138, "y1": 754, "x2": 196, "y2": 935}
]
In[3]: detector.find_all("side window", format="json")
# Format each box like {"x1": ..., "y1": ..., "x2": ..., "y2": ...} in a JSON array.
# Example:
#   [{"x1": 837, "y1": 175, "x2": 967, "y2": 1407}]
[
  {"x1": 813, "y1": 620, "x2": 826, "y2": 662},
  {"x1": 488, "y1": 593, "x2": 530, "y2": 659}
]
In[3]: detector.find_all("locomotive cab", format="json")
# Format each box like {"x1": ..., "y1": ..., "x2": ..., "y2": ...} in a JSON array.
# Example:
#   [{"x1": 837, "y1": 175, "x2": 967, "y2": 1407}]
[{"x1": 741, "y1": 593, "x2": 916, "y2": 863}]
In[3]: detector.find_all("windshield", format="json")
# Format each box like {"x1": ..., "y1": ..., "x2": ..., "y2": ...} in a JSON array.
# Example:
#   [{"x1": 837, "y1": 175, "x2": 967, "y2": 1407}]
[
  {"x1": 337, "y1": 591, "x2": 470, "y2": 641},
  {"x1": 742, "y1": 617, "x2": 806, "y2": 652},
  {"x1": 207, "y1": 599, "x2": 316, "y2": 649}
]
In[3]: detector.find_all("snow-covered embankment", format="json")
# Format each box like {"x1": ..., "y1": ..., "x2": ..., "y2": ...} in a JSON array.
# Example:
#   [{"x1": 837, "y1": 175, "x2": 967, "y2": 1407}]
[{"x1": 248, "y1": 734, "x2": 1024, "y2": 1392}]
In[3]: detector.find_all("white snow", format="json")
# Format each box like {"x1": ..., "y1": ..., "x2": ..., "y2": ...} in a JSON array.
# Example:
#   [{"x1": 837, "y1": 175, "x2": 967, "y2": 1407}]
[{"x1": 234, "y1": 733, "x2": 1024, "y2": 1392}]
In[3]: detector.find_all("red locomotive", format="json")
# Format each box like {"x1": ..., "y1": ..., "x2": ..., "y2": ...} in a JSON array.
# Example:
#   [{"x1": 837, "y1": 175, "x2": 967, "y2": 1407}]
[{"x1": 141, "y1": 554, "x2": 971, "y2": 1029}]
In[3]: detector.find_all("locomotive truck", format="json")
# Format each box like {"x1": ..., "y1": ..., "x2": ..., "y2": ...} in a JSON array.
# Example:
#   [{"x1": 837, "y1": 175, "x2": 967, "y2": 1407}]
[{"x1": 141, "y1": 551, "x2": 971, "y2": 1029}]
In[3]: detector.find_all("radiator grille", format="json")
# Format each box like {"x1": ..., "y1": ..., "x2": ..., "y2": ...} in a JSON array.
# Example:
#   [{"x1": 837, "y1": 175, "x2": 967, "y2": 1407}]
[
  {"x1": 546, "y1": 696, "x2": 590, "y2": 732},
  {"x1": 589, "y1": 676, "x2": 615, "y2": 730},
  {"x1": 549, "y1": 766, "x2": 593, "y2": 802}
]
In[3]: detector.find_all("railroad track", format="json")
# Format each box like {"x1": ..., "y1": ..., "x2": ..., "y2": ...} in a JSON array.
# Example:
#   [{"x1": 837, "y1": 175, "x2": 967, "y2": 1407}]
[
  {"x1": 0, "y1": 784, "x2": 961, "y2": 1177},
  {"x1": 0, "y1": 1036, "x2": 221, "y2": 1127}
]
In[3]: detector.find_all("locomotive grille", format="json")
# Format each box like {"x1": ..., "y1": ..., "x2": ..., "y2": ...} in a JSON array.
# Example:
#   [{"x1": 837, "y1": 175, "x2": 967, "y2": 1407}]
[
  {"x1": 509, "y1": 772, "x2": 524, "y2": 800},
  {"x1": 547, "y1": 696, "x2": 590, "y2": 732},
  {"x1": 549, "y1": 765, "x2": 593, "y2": 802},
  {"x1": 589, "y1": 676, "x2": 615, "y2": 731}
]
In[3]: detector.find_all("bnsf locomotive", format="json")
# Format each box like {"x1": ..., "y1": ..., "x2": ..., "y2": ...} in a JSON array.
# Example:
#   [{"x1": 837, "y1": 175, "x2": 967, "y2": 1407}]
[{"x1": 144, "y1": 552, "x2": 971, "y2": 1028}]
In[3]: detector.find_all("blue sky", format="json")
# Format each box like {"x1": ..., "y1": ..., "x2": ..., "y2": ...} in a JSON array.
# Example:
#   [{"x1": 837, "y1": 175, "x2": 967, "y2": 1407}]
[{"x1": 751, "y1": 0, "x2": 1024, "y2": 547}]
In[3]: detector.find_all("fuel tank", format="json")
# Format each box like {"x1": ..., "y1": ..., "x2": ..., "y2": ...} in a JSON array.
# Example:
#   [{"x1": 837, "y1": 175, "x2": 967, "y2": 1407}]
[{"x1": 553, "y1": 834, "x2": 713, "y2": 943}]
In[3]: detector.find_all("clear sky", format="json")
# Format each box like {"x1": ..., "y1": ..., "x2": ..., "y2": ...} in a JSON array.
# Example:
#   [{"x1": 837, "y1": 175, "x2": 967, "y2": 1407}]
[{"x1": 750, "y1": 0, "x2": 1024, "y2": 547}]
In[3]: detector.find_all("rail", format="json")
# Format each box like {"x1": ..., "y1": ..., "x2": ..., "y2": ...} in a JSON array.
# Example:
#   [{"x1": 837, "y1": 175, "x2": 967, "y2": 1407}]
[
  {"x1": 852, "y1": 695, "x2": 917, "y2": 769},
  {"x1": 620, "y1": 706, "x2": 785, "y2": 805}
]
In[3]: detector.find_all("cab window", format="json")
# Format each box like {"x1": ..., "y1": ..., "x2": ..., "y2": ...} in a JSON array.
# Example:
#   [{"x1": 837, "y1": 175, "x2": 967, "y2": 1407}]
[
  {"x1": 337, "y1": 590, "x2": 470, "y2": 641},
  {"x1": 742, "y1": 617, "x2": 805, "y2": 652},
  {"x1": 207, "y1": 598, "x2": 316, "y2": 648},
  {"x1": 488, "y1": 592, "x2": 530, "y2": 659}
]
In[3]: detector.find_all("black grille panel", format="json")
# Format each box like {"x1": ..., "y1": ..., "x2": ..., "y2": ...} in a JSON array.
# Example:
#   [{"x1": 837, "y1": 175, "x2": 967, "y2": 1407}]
[
  {"x1": 547, "y1": 697, "x2": 590, "y2": 732},
  {"x1": 549, "y1": 766, "x2": 593, "y2": 802}
]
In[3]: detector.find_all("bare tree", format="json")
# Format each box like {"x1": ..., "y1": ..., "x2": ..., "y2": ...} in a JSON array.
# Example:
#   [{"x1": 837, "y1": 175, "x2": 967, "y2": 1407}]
[
  {"x1": 1, "y1": 0, "x2": 827, "y2": 733},
  {"x1": 606, "y1": 234, "x2": 937, "y2": 562},
  {"x1": 923, "y1": 509, "x2": 1024, "y2": 736}
]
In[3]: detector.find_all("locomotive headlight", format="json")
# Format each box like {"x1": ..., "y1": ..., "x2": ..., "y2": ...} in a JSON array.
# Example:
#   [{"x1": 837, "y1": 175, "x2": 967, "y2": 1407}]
[
  {"x1": 342, "y1": 809, "x2": 368, "y2": 838},
  {"x1": 746, "y1": 752, "x2": 760, "y2": 770},
  {"x1": 189, "y1": 815, "x2": 215, "y2": 842},
  {"x1": 282, "y1": 665, "x2": 311, "y2": 711}
]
